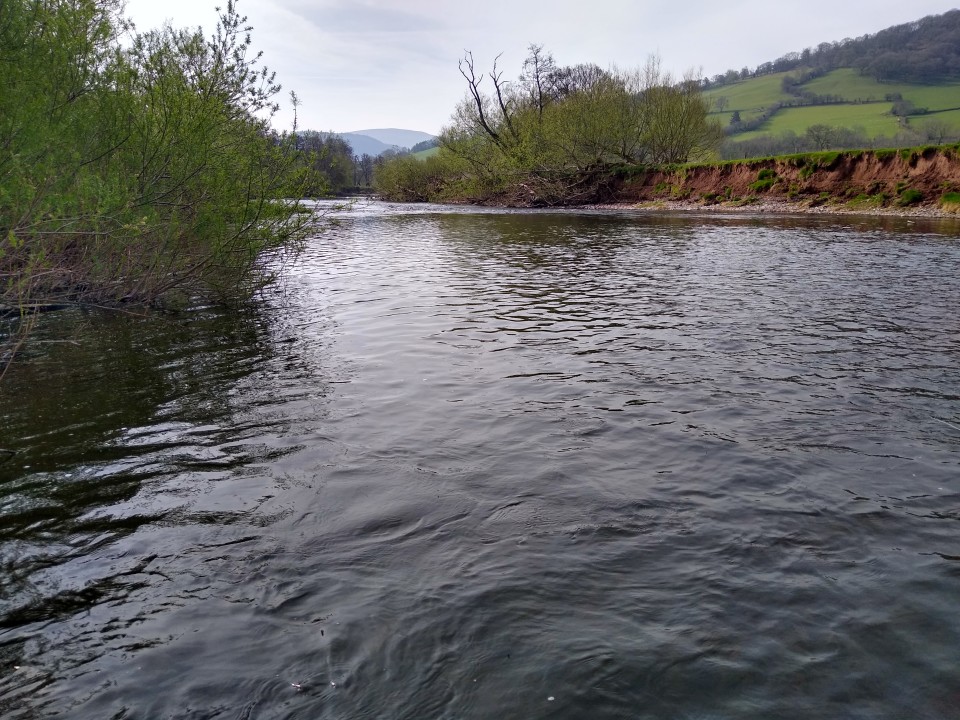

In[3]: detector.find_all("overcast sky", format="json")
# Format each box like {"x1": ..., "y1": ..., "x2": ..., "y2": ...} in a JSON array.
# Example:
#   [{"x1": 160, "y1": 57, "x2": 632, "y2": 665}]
[{"x1": 124, "y1": 0, "x2": 959, "y2": 135}]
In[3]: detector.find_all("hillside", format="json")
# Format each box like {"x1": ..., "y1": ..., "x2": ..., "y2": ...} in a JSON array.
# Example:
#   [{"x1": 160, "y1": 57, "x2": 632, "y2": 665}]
[
  {"x1": 347, "y1": 128, "x2": 436, "y2": 149},
  {"x1": 337, "y1": 132, "x2": 398, "y2": 157},
  {"x1": 705, "y1": 9, "x2": 960, "y2": 88},
  {"x1": 700, "y1": 10, "x2": 960, "y2": 158}
]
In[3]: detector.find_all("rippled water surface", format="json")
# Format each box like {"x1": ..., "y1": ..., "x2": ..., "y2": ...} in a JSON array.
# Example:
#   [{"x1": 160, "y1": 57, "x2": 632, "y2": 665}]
[{"x1": 2, "y1": 202, "x2": 960, "y2": 719}]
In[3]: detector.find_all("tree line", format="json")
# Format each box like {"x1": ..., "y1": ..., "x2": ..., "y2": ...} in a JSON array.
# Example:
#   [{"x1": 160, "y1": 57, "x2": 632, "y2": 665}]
[
  {"x1": 375, "y1": 47, "x2": 723, "y2": 204},
  {"x1": 720, "y1": 121, "x2": 959, "y2": 160}
]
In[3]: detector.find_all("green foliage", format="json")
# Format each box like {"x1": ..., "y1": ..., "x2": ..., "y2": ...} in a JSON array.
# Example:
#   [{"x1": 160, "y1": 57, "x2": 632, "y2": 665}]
[
  {"x1": 380, "y1": 50, "x2": 724, "y2": 204},
  {"x1": 940, "y1": 191, "x2": 960, "y2": 210},
  {"x1": 0, "y1": 0, "x2": 313, "y2": 314},
  {"x1": 874, "y1": 148, "x2": 897, "y2": 161},
  {"x1": 749, "y1": 168, "x2": 778, "y2": 192},
  {"x1": 898, "y1": 188, "x2": 923, "y2": 205}
]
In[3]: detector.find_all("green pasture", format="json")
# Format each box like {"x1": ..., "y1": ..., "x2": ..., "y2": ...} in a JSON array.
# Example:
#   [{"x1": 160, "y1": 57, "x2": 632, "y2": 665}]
[
  {"x1": 736, "y1": 103, "x2": 902, "y2": 140},
  {"x1": 706, "y1": 67, "x2": 960, "y2": 139},
  {"x1": 803, "y1": 68, "x2": 960, "y2": 110},
  {"x1": 703, "y1": 72, "x2": 794, "y2": 113},
  {"x1": 914, "y1": 108, "x2": 960, "y2": 128}
]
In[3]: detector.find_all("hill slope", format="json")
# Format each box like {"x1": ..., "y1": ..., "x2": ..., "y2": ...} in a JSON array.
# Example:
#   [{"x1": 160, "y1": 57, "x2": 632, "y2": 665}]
[
  {"x1": 347, "y1": 128, "x2": 435, "y2": 149},
  {"x1": 699, "y1": 9, "x2": 960, "y2": 156},
  {"x1": 337, "y1": 132, "x2": 398, "y2": 157}
]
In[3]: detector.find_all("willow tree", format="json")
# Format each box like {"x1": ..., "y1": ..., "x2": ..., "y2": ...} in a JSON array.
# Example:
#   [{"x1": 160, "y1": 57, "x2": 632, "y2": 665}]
[
  {"x1": 438, "y1": 48, "x2": 722, "y2": 181},
  {"x1": 0, "y1": 0, "x2": 313, "y2": 317}
]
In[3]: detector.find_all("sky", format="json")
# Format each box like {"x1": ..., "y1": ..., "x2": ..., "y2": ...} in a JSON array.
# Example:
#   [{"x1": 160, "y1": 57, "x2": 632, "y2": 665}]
[{"x1": 123, "y1": 0, "x2": 960, "y2": 135}]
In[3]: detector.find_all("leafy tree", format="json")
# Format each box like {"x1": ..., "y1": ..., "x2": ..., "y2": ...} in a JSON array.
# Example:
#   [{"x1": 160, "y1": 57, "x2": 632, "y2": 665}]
[
  {"x1": 0, "y1": 0, "x2": 314, "y2": 316},
  {"x1": 378, "y1": 49, "x2": 722, "y2": 204}
]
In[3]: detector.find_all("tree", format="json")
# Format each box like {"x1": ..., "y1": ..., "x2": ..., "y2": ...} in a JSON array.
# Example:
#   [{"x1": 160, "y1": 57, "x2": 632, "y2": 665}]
[
  {"x1": 0, "y1": 0, "x2": 314, "y2": 313},
  {"x1": 358, "y1": 153, "x2": 376, "y2": 185},
  {"x1": 641, "y1": 73, "x2": 725, "y2": 164},
  {"x1": 920, "y1": 119, "x2": 956, "y2": 145},
  {"x1": 805, "y1": 124, "x2": 836, "y2": 150},
  {"x1": 411, "y1": 48, "x2": 724, "y2": 202},
  {"x1": 520, "y1": 44, "x2": 559, "y2": 119}
]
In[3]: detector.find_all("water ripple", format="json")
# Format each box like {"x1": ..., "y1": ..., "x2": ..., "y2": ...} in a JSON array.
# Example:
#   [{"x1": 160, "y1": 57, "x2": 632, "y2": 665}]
[{"x1": 2, "y1": 203, "x2": 959, "y2": 719}]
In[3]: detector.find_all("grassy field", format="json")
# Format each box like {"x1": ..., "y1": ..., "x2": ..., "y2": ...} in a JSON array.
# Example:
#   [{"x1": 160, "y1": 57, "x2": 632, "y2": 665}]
[
  {"x1": 917, "y1": 108, "x2": 960, "y2": 127},
  {"x1": 736, "y1": 103, "x2": 902, "y2": 140},
  {"x1": 705, "y1": 67, "x2": 960, "y2": 139},
  {"x1": 803, "y1": 69, "x2": 960, "y2": 110},
  {"x1": 703, "y1": 72, "x2": 794, "y2": 114}
]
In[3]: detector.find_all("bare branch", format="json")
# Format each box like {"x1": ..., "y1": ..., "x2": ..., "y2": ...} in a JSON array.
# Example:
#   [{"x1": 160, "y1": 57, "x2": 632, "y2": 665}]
[
  {"x1": 458, "y1": 51, "x2": 501, "y2": 145},
  {"x1": 490, "y1": 54, "x2": 518, "y2": 141}
]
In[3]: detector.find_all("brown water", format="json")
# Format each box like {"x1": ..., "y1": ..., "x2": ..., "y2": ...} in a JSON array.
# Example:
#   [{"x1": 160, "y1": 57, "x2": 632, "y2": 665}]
[{"x1": 2, "y1": 202, "x2": 960, "y2": 719}]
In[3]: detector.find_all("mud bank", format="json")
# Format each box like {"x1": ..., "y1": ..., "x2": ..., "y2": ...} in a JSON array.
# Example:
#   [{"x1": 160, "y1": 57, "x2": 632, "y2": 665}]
[{"x1": 607, "y1": 147, "x2": 960, "y2": 216}]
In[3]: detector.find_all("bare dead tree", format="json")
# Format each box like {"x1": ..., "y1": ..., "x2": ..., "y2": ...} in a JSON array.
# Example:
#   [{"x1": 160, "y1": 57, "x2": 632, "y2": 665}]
[
  {"x1": 490, "y1": 54, "x2": 519, "y2": 142},
  {"x1": 458, "y1": 51, "x2": 519, "y2": 148},
  {"x1": 458, "y1": 51, "x2": 501, "y2": 146}
]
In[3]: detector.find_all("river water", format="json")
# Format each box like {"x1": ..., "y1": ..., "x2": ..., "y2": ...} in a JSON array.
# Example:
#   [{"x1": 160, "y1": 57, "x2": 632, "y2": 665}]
[{"x1": 2, "y1": 202, "x2": 959, "y2": 719}]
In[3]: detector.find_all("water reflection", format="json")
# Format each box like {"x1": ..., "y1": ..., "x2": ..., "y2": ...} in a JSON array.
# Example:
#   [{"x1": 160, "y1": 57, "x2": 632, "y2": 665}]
[{"x1": 0, "y1": 302, "x2": 338, "y2": 717}]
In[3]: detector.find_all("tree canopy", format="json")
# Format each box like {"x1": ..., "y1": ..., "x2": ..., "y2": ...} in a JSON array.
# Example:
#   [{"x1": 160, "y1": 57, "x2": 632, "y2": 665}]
[
  {"x1": 1, "y1": 0, "x2": 315, "y2": 318},
  {"x1": 376, "y1": 47, "x2": 723, "y2": 203}
]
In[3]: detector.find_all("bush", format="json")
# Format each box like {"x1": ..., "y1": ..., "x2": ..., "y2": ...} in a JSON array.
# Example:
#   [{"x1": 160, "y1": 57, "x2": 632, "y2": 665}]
[
  {"x1": 0, "y1": 0, "x2": 314, "y2": 312},
  {"x1": 898, "y1": 188, "x2": 924, "y2": 206},
  {"x1": 749, "y1": 177, "x2": 777, "y2": 192},
  {"x1": 940, "y1": 191, "x2": 960, "y2": 211}
]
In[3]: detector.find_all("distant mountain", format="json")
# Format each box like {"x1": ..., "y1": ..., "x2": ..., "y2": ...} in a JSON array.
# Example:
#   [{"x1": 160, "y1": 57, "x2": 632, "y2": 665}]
[
  {"x1": 337, "y1": 132, "x2": 398, "y2": 157},
  {"x1": 348, "y1": 128, "x2": 436, "y2": 149},
  {"x1": 311, "y1": 129, "x2": 438, "y2": 157}
]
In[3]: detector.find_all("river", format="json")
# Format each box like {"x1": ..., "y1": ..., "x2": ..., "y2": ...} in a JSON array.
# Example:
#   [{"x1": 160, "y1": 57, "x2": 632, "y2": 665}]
[{"x1": 2, "y1": 202, "x2": 959, "y2": 719}]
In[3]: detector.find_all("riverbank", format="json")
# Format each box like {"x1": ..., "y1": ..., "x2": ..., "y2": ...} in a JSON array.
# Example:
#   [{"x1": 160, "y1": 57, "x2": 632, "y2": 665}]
[
  {"x1": 605, "y1": 146, "x2": 960, "y2": 217},
  {"x1": 458, "y1": 145, "x2": 960, "y2": 217},
  {"x1": 586, "y1": 197, "x2": 960, "y2": 217}
]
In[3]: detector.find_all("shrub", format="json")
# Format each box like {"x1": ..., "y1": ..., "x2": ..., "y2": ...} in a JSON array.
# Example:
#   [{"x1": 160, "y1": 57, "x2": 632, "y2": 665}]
[
  {"x1": 898, "y1": 188, "x2": 923, "y2": 206},
  {"x1": 940, "y1": 191, "x2": 960, "y2": 211},
  {"x1": 0, "y1": 0, "x2": 315, "y2": 312},
  {"x1": 749, "y1": 177, "x2": 777, "y2": 192}
]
